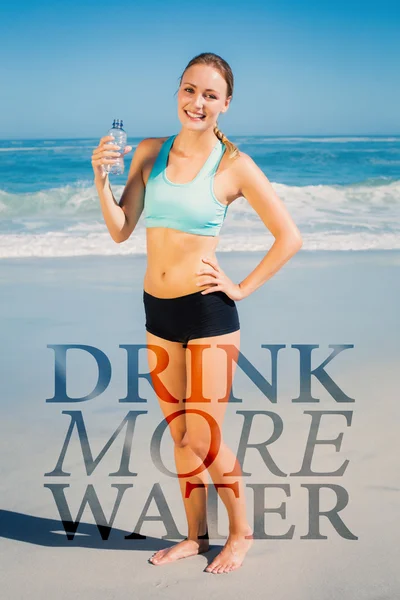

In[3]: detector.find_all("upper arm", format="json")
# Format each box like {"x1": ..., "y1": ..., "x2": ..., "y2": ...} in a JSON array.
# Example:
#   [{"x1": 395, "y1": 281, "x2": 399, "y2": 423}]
[
  {"x1": 118, "y1": 138, "x2": 151, "y2": 240},
  {"x1": 234, "y1": 152, "x2": 303, "y2": 244}
]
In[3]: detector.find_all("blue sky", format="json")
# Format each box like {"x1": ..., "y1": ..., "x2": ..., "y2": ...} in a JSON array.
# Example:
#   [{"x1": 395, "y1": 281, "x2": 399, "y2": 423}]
[{"x1": 1, "y1": 0, "x2": 399, "y2": 138}]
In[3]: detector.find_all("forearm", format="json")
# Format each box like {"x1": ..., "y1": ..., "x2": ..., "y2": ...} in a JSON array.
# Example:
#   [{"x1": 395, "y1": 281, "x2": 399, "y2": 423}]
[
  {"x1": 95, "y1": 174, "x2": 127, "y2": 243},
  {"x1": 238, "y1": 236, "x2": 302, "y2": 298}
]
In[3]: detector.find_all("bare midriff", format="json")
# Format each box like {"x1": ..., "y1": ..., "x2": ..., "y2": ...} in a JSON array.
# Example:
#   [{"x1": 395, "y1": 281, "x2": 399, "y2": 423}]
[{"x1": 143, "y1": 227, "x2": 219, "y2": 298}]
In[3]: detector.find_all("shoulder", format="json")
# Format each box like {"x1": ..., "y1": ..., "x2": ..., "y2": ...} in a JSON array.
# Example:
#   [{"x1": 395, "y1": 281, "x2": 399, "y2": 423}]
[
  {"x1": 231, "y1": 150, "x2": 259, "y2": 173},
  {"x1": 138, "y1": 136, "x2": 170, "y2": 152},
  {"x1": 229, "y1": 150, "x2": 267, "y2": 196},
  {"x1": 140, "y1": 136, "x2": 170, "y2": 146},
  {"x1": 133, "y1": 136, "x2": 170, "y2": 162}
]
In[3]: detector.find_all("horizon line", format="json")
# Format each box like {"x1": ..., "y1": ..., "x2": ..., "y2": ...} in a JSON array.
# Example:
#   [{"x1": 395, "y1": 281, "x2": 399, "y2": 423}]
[{"x1": 1, "y1": 133, "x2": 400, "y2": 141}]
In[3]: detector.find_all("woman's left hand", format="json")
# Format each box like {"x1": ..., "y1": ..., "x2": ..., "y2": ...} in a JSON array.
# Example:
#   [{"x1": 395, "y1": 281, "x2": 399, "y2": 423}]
[{"x1": 195, "y1": 257, "x2": 245, "y2": 301}]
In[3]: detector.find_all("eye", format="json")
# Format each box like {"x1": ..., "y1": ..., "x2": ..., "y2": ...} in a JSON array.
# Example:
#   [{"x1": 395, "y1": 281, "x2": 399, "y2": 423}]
[{"x1": 184, "y1": 87, "x2": 217, "y2": 100}]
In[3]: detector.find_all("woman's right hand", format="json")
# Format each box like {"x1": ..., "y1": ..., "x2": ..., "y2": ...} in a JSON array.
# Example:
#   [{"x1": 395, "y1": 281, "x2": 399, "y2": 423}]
[{"x1": 91, "y1": 135, "x2": 133, "y2": 181}]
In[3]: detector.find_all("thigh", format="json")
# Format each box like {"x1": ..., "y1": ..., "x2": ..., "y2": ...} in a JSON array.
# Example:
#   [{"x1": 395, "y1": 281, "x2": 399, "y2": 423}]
[
  {"x1": 186, "y1": 290, "x2": 240, "y2": 346},
  {"x1": 184, "y1": 329, "x2": 240, "y2": 443},
  {"x1": 146, "y1": 330, "x2": 188, "y2": 443}
]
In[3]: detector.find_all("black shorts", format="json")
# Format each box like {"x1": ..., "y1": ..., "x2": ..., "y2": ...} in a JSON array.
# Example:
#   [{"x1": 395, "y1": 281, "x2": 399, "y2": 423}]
[{"x1": 143, "y1": 289, "x2": 240, "y2": 348}]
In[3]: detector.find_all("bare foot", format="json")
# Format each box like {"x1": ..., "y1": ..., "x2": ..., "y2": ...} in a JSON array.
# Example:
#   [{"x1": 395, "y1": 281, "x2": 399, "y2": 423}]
[
  {"x1": 205, "y1": 527, "x2": 253, "y2": 574},
  {"x1": 149, "y1": 537, "x2": 209, "y2": 565}
]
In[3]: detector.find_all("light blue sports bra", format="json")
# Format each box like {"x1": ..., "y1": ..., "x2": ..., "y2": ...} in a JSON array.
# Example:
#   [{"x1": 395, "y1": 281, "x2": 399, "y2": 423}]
[{"x1": 143, "y1": 134, "x2": 228, "y2": 236}]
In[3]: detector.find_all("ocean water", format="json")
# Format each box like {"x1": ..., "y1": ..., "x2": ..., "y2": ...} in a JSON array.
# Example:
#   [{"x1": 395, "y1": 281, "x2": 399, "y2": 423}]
[{"x1": 0, "y1": 135, "x2": 399, "y2": 258}]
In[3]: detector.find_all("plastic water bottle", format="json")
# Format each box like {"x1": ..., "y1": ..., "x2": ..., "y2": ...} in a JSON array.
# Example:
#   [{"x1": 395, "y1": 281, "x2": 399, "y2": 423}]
[{"x1": 104, "y1": 119, "x2": 127, "y2": 175}]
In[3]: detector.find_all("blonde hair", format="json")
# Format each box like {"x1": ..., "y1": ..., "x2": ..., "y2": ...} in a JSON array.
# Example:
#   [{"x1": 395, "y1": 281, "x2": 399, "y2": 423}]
[{"x1": 177, "y1": 52, "x2": 240, "y2": 161}]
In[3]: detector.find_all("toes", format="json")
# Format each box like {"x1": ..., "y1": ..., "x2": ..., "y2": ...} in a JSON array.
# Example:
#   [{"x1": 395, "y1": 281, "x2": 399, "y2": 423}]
[
  {"x1": 150, "y1": 549, "x2": 166, "y2": 563},
  {"x1": 206, "y1": 566, "x2": 216, "y2": 573},
  {"x1": 212, "y1": 565, "x2": 223, "y2": 574},
  {"x1": 206, "y1": 561, "x2": 237, "y2": 574},
  {"x1": 217, "y1": 564, "x2": 227, "y2": 574}
]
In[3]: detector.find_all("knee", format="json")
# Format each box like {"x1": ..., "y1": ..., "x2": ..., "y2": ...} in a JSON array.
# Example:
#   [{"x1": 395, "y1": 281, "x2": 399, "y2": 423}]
[
  {"x1": 186, "y1": 435, "x2": 211, "y2": 461},
  {"x1": 172, "y1": 432, "x2": 209, "y2": 458},
  {"x1": 171, "y1": 429, "x2": 190, "y2": 449}
]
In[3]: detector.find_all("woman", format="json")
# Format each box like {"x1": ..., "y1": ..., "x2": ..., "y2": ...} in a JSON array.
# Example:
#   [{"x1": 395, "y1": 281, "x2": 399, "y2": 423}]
[{"x1": 92, "y1": 52, "x2": 303, "y2": 574}]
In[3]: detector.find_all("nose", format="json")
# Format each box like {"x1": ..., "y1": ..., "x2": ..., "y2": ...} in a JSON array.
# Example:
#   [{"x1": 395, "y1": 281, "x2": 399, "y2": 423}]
[{"x1": 193, "y1": 94, "x2": 204, "y2": 109}]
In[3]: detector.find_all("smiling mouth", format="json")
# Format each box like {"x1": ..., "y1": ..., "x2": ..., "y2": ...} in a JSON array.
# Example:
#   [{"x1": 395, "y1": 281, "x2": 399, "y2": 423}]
[{"x1": 185, "y1": 110, "x2": 206, "y2": 120}]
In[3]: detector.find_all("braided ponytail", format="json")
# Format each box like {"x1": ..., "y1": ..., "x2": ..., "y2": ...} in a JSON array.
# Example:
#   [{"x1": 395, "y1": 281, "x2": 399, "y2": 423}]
[{"x1": 213, "y1": 121, "x2": 239, "y2": 161}]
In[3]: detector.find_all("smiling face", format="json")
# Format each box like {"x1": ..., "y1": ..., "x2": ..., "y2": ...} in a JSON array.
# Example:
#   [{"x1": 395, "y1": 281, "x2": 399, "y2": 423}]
[{"x1": 177, "y1": 64, "x2": 232, "y2": 130}]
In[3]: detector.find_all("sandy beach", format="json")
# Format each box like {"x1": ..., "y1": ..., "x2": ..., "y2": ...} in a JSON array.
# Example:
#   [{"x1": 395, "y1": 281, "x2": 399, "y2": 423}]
[{"x1": 0, "y1": 250, "x2": 399, "y2": 599}]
